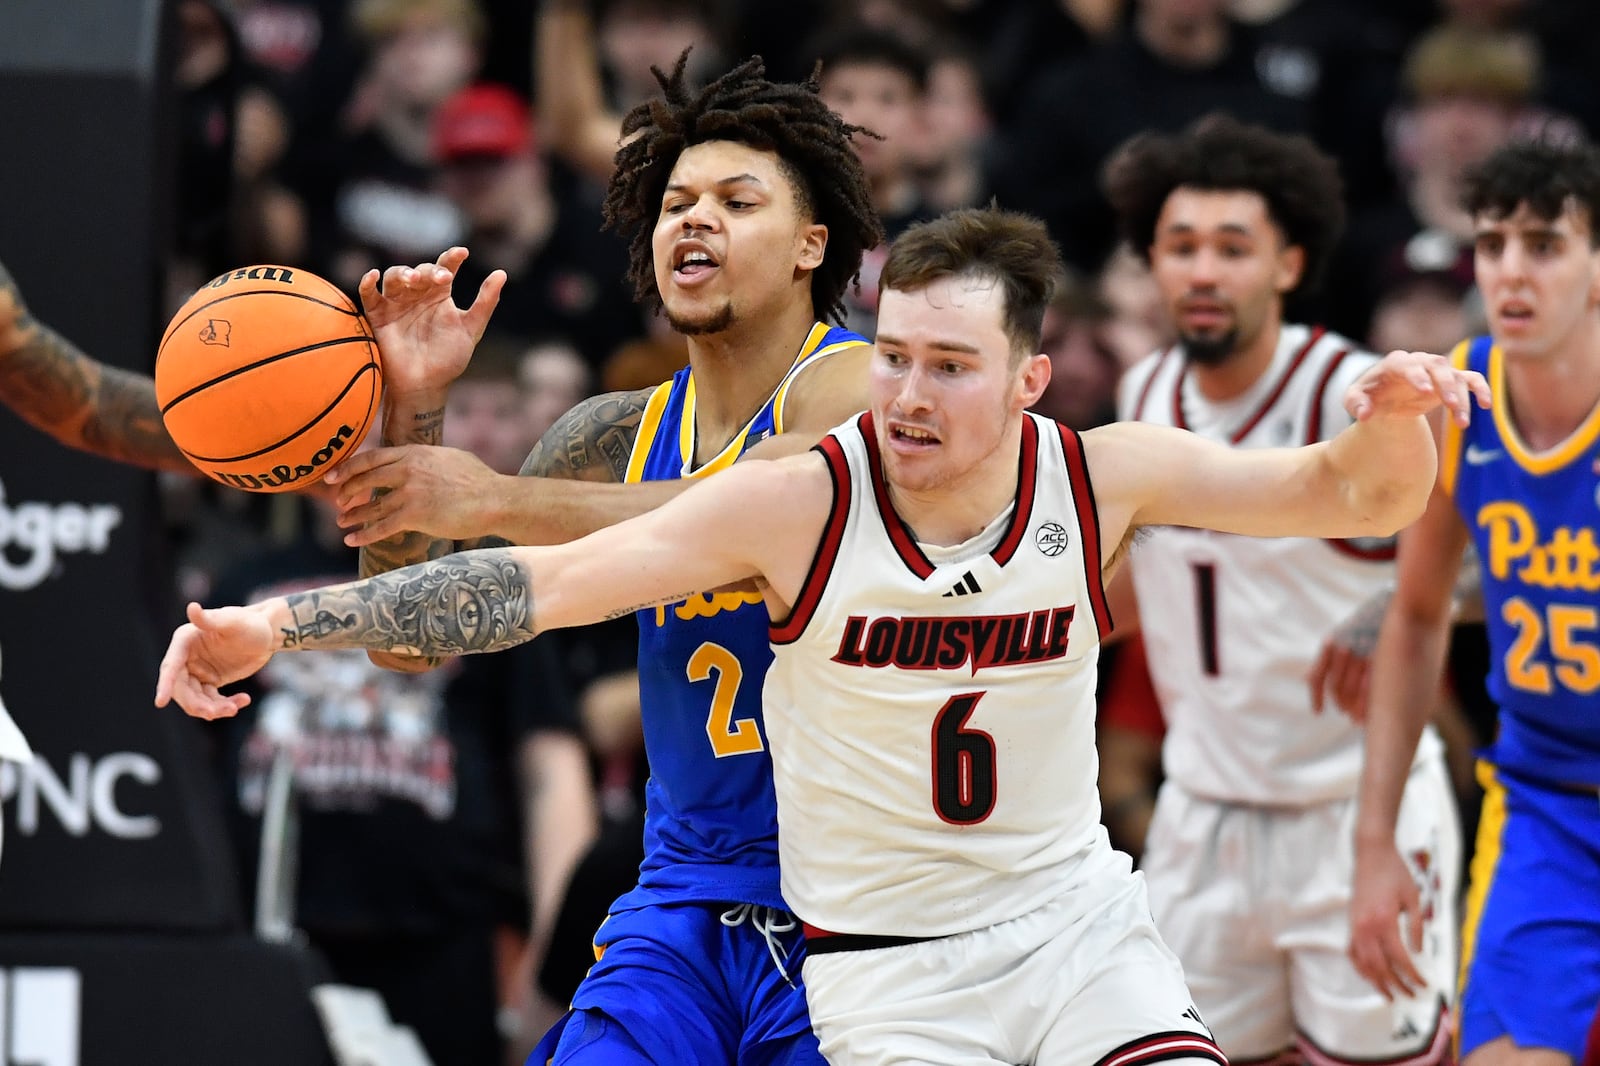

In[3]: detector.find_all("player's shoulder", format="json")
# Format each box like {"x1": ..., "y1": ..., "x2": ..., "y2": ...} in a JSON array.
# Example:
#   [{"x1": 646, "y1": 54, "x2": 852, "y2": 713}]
[{"x1": 519, "y1": 385, "x2": 663, "y2": 483}]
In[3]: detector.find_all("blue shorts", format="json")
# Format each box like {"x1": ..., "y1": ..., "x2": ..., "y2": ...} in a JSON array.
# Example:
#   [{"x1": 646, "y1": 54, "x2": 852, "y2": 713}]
[
  {"x1": 1460, "y1": 763, "x2": 1600, "y2": 1061},
  {"x1": 531, "y1": 902, "x2": 823, "y2": 1066}
]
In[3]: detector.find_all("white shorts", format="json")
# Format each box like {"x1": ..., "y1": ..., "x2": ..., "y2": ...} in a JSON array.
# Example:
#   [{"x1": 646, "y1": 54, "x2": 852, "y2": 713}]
[
  {"x1": 800, "y1": 842, "x2": 1224, "y2": 1066},
  {"x1": 1142, "y1": 755, "x2": 1460, "y2": 1064}
]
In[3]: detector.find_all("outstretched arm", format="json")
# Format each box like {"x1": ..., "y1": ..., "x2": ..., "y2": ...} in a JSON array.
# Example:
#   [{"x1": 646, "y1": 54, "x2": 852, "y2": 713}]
[
  {"x1": 157, "y1": 454, "x2": 831, "y2": 718},
  {"x1": 0, "y1": 258, "x2": 191, "y2": 474},
  {"x1": 1347, "y1": 482, "x2": 1470, "y2": 1000},
  {"x1": 1084, "y1": 350, "x2": 1489, "y2": 558}
]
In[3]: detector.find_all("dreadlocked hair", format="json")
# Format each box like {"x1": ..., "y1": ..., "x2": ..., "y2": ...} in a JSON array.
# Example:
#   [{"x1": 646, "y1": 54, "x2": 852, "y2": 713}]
[{"x1": 602, "y1": 52, "x2": 885, "y2": 324}]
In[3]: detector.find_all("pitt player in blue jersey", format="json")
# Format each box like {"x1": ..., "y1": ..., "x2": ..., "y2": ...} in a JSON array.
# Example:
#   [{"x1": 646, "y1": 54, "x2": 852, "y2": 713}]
[
  {"x1": 328, "y1": 53, "x2": 882, "y2": 1064},
  {"x1": 1352, "y1": 138, "x2": 1600, "y2": 1066}
]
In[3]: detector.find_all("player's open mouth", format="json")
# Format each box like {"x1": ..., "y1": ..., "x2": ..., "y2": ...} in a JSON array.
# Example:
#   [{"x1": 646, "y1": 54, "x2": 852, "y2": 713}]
[
  {"x1": 673, "y1": 243, "x2": 721, "y2": 280},
  {"x1": 890, "y1": 425, "x2": 941, "y2": 449},
  {"x1": 1498, "y1": 301, "x2": 1534, "y2": 324}
]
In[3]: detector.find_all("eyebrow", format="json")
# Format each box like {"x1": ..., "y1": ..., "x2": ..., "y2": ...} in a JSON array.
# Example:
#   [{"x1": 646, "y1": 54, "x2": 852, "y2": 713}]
[
  {"x1": 664, "y1": 173, "x2": 767, "y2": 193},
  {"x1": 877, "y1": 334, "x2": 982, "y2": 354},
  {"x1": 1162, "y1": 222, "x2": 1256, "y2": 237}
]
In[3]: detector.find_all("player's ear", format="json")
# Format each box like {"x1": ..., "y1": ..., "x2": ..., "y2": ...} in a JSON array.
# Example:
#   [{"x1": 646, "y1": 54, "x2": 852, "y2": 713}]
[
  {"x1": 1016, "y1": 351, "x2": 1051, "y2": 408},
  {"x1": 1275, "y1": 243, "x2": 1306, "y2": 294},
  {"x1": 797, "y1": 223, "x2": 828, "y2": 273}
]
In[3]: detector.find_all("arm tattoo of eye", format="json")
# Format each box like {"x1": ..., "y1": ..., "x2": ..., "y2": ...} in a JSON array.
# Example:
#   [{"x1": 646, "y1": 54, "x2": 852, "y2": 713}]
[
  {"x1": 518, "y1": 388, "x2": 654, "y2": 483},
  {"x1": 282, "y1": 550, "x2": 538, "y2": 657}
]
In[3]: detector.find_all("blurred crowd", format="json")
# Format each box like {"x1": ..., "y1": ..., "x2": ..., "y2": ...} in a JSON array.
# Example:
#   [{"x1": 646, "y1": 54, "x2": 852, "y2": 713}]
[{"x1": 150, "y1": 0, "x2": 1595, "y2": 1062}]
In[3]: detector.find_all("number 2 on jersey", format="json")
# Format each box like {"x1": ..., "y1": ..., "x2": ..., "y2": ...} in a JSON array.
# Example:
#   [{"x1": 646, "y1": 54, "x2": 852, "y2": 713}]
[
  {"x1": 689, "y1": 642, "x2": 766, "y2": 758},
  {"x1": 933, "y1": 692, "x2": 996, "y2": 824}
]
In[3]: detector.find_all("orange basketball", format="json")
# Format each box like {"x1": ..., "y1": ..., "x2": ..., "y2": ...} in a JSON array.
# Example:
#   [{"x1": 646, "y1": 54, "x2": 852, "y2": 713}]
[{"x1": 155, "y1": 265, "x2": 382, "y2": 493}]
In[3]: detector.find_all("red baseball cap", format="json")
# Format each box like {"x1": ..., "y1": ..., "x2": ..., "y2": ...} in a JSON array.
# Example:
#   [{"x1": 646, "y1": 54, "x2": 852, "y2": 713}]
[{"x1": 433, "y1": 84, "x2": 533, "y2": 162}]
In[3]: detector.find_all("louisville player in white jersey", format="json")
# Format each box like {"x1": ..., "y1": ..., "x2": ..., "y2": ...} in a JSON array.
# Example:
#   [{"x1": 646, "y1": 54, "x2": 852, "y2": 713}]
[
  {"x1": 1103, "y1": 114, "x2": 1463, "y2": 1065},
  {"x1": 155, "y1": 207, "x2": 1488, "y2": 1066}
]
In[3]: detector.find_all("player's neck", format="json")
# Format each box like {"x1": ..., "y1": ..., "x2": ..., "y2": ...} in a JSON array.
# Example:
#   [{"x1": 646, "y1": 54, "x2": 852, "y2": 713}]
[
  {"x1": 1187, "y1": 315, "x2": 1283, "y2": 403},
  {"x1": 888, "y1": 418, "x2": 1025, "y2": 548},
  {"x1": 1500, "y1": 316, "x2": 1600, "y2": 450},
  {"x1": 684, "y1": 299, "x2": 818, "y2": 458}
]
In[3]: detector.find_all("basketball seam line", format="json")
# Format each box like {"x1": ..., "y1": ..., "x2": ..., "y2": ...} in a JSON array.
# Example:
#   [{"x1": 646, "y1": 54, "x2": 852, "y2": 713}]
[
  {"x1": 178, "y1": 361, "x2": 381, "y2": 464},
  {"x1": 158, "y1": 334, "x2": 376, "y2": 415},
  {"x1": 159, "y1": 289, "x2": 363, "y2": 351}
]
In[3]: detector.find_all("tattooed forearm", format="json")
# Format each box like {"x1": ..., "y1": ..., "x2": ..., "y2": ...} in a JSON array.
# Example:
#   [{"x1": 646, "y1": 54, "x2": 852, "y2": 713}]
[
  {"x1": 284, "y1": 549, "x2": 538, "y2": 657},
  {"x1": 0, "y1": 260, "x2": 188, "y2": 473},
  {"x1": 518, "y1": 388, "x2": 654, "y2": 483},
  {"x1": 360, "y1": 402, "x2": 451, "y2": 582}
]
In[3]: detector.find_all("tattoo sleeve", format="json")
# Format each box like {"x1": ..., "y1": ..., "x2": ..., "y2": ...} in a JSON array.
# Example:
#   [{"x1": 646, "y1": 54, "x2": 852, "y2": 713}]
[
  {"x1": 283, "y1": 549, "x2": 538, "y2": 657},
  {"x1": 518, "y1": 388, "x2": 654, "y2": 482},
  {"x1": 0, "y1": 259, "x2": 188, "y2": 473}
]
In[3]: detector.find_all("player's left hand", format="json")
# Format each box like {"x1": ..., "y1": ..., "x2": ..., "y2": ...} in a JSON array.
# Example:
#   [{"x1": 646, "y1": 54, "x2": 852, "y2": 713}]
[
  {"x1": 1348, "y1": 839, "x2": 1427, "y2": 1001},
  {"x1": 1308, "y1": 587, "x2": 1391, "y2": 721},
  {"x1": 326, "y1": 443, "x2": 505, "y2": 545},
  {"x1": 1345, "y1": 349, "x2": 1491, "y2": 427},
  {"x1": 359, "y1": 246, "x2": 505, "y2": 398},
  {"x1": 154, "y1": 602, "x2": 277, "y2": 720}
]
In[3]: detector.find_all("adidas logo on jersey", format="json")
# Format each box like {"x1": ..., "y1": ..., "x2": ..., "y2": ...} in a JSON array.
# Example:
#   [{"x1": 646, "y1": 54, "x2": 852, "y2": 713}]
[{"x1": 943, "y1": 571, "x2": 983, "y2": 597}]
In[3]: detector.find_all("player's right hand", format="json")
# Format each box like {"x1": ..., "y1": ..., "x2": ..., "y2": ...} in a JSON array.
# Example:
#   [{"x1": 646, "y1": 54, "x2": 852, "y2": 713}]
[
  {"x1": 1308, "y1": 588, "x2": 1391, "y2": 721},
  {"x1": 358, "y1": 246, "x2": 505, "y2": 399},
  {"x1": 155, "y1": 602, "x2": 276, "y2": 720},
  {"x1": 1348, "y1": 839, "x2": 1426, "y2": 1001},
  {"x1": 326, "y1": 444, "x2": 504, "y2": 546}
]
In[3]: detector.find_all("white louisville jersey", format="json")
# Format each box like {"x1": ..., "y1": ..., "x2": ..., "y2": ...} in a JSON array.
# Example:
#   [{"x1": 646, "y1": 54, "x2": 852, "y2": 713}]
[
  {"x1": 763, "y1": 411, "x2": 1113, "y2": 938},
  {"x1": 1119, "y1": 324, "x2": 1438, "y2": 805}
]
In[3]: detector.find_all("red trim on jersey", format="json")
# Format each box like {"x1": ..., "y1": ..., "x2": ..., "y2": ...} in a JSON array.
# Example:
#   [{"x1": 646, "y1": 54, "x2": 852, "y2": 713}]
[
  {"x1": 1095, "y1": 1030, "x2": 1229, "y2": 1066},
  {"x1": 1058, "y1": 424, "x2": 1113, "y2": 640},
  {"x1": 1304, "y1": 345, "x2": 1355, "y2": 446},
  {"x1": 1325, "y1": 536, "x2": 1398, "y2": 562},
  {"x1": 861, "y1": 411, "x2": 938, "y2": 579},
  {"x1": 771, "y1": 432, "x2": 853, "y2": 644},
  {"x1": 1131, "y1": 346, "x2": 1174, "y2": 421},
  {"x1": 1297, "y1": 1002, "x2": 1450, "y2": 1066},
  {"x1": 990, "y1": 415, "x2": 1040, "y2": 566},
  {"x1": 1173, "y1": 327, "x2": 1327, "y2": 442}
]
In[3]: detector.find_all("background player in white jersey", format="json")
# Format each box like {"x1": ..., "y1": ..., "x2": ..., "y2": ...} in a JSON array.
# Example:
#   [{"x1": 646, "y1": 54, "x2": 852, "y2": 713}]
[
  {"x1": 154, "y1": 207, "x2": 1489, "y2": 1066},
  {"x1": 1103, "y1": 113, "x2": 1464, "y2": 1066}
]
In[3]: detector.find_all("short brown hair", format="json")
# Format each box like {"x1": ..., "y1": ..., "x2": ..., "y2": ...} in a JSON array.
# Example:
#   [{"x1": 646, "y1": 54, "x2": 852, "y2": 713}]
[
  {"x1": 880, "y1": 207, "x2": 1063, "y2": 356},
  {"x1": 1404, "y1": 25, "x2": 1538, "y2": 105}
]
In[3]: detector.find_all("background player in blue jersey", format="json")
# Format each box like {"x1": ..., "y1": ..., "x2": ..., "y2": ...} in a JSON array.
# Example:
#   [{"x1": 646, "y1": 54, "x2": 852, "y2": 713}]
[
  {"x1": 1351, "y1": 137, "x2": 1600, "y2": 1066},
  {"x1": 325, "y1": 56, "x2": 884, "y2": 1065}
]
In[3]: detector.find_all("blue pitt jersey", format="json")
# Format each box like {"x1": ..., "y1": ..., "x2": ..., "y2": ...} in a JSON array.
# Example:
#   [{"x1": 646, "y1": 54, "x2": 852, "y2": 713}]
[
  {"x1": 613, "y1": 322, "x2": 868, "y2": 910},
  {"x1": 1445, "y1": 336, "x2": 1600, "y2": 785}
]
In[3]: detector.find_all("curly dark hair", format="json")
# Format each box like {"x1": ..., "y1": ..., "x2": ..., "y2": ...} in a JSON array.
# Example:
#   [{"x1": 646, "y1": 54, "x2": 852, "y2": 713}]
[
  {"x1": 1462, "y1": 136, "x2": 1600, "y2": 246},
  {"x1": 1102, "y1": 113, "x2": 1346, "y2": 295},
  {"x1": 602, "y1": 52, "x2": 885, "y2": 324},
  {"x1": 881, "y1": 207, "x2": 1063, "y2": 357}
]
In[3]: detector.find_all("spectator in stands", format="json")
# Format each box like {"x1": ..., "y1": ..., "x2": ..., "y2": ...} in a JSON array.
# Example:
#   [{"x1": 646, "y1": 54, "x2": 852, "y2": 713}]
[
  {"x1": 432, "y1": 83, "x2": 644, "y2": 370},
  {"x1": 813, "y1": 24, "x2": 934, "y2": 335},
  {"x1": 992, "y1": 0, "x2": 1313, "y2": 272},
  {"x1": 305, "y1": 0, "x2": 484, "y2": 290},
  {"x1": 1327, "y1": 23, "x2": 1539, "y2": 340}
]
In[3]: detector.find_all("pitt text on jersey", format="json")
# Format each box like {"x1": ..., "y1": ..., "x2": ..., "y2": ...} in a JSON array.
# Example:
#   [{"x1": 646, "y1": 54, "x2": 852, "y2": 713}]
[{"x1": 830, "y1": 607, "x2": 1078, "y2": 676}]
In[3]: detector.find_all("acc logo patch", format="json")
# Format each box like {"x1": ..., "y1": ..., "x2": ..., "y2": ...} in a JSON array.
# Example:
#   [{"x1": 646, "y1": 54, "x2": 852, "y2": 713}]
[{"x1": 1035, "y1": 521, "x2": 1069, "y2": 557}]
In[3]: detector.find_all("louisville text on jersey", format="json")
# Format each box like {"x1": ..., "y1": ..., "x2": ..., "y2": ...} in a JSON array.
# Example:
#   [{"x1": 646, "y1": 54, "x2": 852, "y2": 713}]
[{"x1": 831, "y1": 606, "x2": 1076, "y2": 675}]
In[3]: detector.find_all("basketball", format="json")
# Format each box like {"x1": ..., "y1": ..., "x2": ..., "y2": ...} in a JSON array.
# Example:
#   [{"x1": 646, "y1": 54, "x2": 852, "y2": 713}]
[{"x1": 155, "y1": 265, "x2": 383, "y2": 493}]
